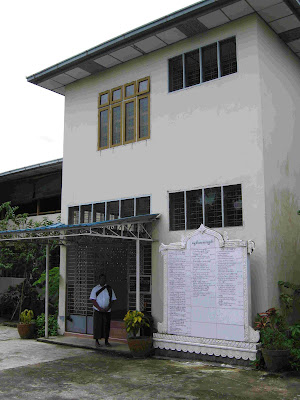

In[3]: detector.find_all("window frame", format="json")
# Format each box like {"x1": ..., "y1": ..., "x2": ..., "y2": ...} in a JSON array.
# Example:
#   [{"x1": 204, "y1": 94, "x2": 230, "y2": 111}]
[
  {"x1": 124, "y1": 81, "x2": 137, "y2": 100},
  {"x1": 123, "y1": 98, "x2": 136, "y2": 144},
  {"x1": 110, "y1": 103, "x2": 123, "y2": 148},
  {"x1": 137, "y1": 93, "x2": 150, "y2": 141},
  {"x1": 137, "y1": 76, "x2": 150, "y2": 95},
  {"x1": 98, "y1": 106, "x2": 110, "y2": 150},
  {"x1": 110, "y1": 85, "x2": 123, "y2": 104},
  {"x1": 98, "y1": 90, "x2": 110, "y2": 108}
]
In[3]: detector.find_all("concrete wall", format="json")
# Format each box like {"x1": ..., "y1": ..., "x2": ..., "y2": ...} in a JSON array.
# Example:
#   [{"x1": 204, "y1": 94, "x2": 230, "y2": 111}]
[
  {"x1": 60, "y1": 14, "x2": 273, "y2": 328},
  {"x1": 0, "y1": 277, "x2": 24, "y2": 295},
  {"x1": 257, "y1": 18, "x2": 300, "y2": 311}
]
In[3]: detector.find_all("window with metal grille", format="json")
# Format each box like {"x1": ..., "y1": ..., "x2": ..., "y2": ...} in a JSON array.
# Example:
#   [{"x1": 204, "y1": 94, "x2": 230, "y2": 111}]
[
  {"x1": 169, "y1": 191, "x2": 185, "y2": 231},
  {"x1": 202, "y1": 43, "x2": 218, "y2": 82},
  {"x1": 220, "y1": 37, "x2": 237, "y2": 77},
  {"x1": 186, "y1": 189, "x2": 203, "y2": 229},
  {"x1": 93, "y1": 203, "x2": 105, "y2": 222},
  {"x1": 107, "y1": 201, "x2": 119, "y2": 220},
  {"x1": 136, "y1": 196, "x2": 150, "y2": 215},
  {"x1": 169, "y1": 55, "x2": 183, "y2": 92},
  {"x1": 169, "y1": 184, "x2": 242, "y2": 230},
  {"x1": 80, "y1": 205, "x2": 92, "y2": 223},
  {"x1": 121, "y1": 199, "x2": 134, "y2": 218},
  {"x1": 168, "y1": 37, "x2": 236, "y2": 93},
  {"x1": 185, "y1": 49, "x2": 200, "y2": 87},
  {"x1": 223, "y1": 184, "x2": 243, "y2": 226},
  {"x1": 68, "y1": 206, "x2": 79, "y2": 224}
]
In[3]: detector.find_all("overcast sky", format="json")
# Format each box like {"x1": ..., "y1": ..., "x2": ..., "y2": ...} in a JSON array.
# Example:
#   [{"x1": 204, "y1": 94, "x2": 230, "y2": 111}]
[{"x1": 0, "y1": 0, "x2": 200, "y2": 174}]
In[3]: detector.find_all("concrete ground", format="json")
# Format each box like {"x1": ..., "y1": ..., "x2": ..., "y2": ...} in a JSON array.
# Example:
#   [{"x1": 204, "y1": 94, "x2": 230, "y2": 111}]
[{"x1": 0, "y1": 324, "x2": 300, "y2": 400}]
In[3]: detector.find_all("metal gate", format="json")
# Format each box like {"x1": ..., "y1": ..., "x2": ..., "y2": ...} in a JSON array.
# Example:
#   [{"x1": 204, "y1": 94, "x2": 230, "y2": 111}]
[{"x1": 66, "y1": 237, "x2": 151, "y2": 334}]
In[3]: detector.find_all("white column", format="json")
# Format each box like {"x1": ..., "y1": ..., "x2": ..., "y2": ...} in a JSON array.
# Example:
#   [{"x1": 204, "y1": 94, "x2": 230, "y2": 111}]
[
  {"x1": 45, "y1": 243, "x2": 49, "y2": 338},
  {"x1": 136, "y1": 238, "x2": 140, "y2": 311},
  {"x1": 58, "y1": 240, "x2": 67, "y2": 335}
]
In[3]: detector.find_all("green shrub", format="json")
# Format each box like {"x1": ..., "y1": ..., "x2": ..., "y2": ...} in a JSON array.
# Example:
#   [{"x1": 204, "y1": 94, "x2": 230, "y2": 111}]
[{"x1": 36, "y1": 313, "x2": 58, "y2": 337}]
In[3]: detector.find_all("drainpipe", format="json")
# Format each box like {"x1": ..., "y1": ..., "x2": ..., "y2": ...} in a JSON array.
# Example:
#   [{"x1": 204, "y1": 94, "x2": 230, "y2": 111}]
[
  {"x1": 136, "y1": 231, "x2": 140, "y2": 311},
  {"x1": 45, "y1": 243, "x2": 49, "y2": 338}
]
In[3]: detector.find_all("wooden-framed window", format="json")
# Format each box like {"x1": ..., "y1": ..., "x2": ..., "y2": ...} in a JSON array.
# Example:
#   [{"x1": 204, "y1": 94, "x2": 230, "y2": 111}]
[
  {"x1": 123, "y1": 99, "x2": 136, "y2": 144},
  {"x1": 98, "y1": 90, "x2": 110, "y2": 108},
  {"x1": 168, "y1": 36, "x2": 237, "y2": 92},
  {"x1": 137, "y1": 76, "x2": 150, "y2": 95},
  {"x1": 124, "y1": 81, "x2": 136, "y2": 99},
  {"x1": 98, "y1": 107, "x2": 110, "y2": 150},
  {"x1": 137, "y1": 94, "x2": 150, "y2": 141},
  {"x1": 110, "y1": 103, "x2": 122, "y2": 147},
  {"x1": 169, "y1": 184, "x2": 243, "y2": 231},
  {"x1": 111, "y1": 86, "x2": 123, "y2": 104}
]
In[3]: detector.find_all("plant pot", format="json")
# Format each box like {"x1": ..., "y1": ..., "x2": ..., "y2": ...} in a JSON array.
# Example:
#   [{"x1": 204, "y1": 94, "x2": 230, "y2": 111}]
[
  {"x1": 127, "y1": 336, "x2": 153, "y2": 359},
  {"x1": 17, "y1": 323, "x2": 35, "y2": 339},
  {"x1": 261, "y1": 348, "x2": 290, "y2": 372}
]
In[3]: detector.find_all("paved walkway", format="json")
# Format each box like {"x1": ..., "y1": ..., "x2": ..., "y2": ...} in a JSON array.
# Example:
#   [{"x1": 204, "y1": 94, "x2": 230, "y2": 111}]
[{"x1": 1, "y1": 323, "x2": 300, "y2": 399}]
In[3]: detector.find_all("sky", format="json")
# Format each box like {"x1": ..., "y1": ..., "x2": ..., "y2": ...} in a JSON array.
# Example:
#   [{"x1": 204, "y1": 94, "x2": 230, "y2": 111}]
[{"x1": 0, "y1": 0, "x2": 201, "y2": 174}]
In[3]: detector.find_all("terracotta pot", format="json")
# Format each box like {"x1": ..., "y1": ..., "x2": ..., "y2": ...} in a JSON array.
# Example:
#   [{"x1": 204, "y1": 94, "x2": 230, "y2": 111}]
[
  {"x1": 261, "y1": 348, "x2": 290, "y2": 372},
  {"x1": 127, "y1": 336, "x2": 153, "y2": 358},
  {"x1": 17, "y1": 323, "x2": 35, "y2": 339}
]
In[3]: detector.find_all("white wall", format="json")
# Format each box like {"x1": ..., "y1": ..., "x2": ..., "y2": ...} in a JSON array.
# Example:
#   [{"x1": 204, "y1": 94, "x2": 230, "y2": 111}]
[
  {"x1": 257, "y1": 18, "x2": 300, "y2": 311},
  {"x1": 61, "y1": 14, "x2": 270, "y2": 326}
]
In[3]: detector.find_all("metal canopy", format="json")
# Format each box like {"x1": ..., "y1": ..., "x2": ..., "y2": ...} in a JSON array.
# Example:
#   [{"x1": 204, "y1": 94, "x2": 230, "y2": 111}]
[{"x1": 0, "y1": 213, "x2": 160, "y2": 242}]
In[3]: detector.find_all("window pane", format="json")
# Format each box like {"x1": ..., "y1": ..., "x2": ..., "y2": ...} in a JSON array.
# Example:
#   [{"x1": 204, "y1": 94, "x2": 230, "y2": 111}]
[
  {"x1": 68, "y1": 206, "x2": 79, "y2": 225},
  {"x1": 139, "y1": 97, "x2": 149, "y2": 139},
  {"x1": 125, "y1": 101, "x2": 135, "y2": 142},
  {"x1": 185, "y1": 49, "x2": 200, "y2": 87},
  {"x1": 204, "y1": 187, "x2": 222, "y2": 228},
  {"x1": 187, "y1": 189, "x2": 203, "y2": 229},
  {"x1": 136, "y1": 196, "x2": 150, "y2": 215},
  {"x1": 93, "y1": 203, "x2": 105, "y2": 222},
  {"x1": 121, "y1": 199, "x2": 134, "y2": 218},
  {"x1": 220, "y1": 37, "x2": 237, "y2": 77},
  {"x1": 169, "y1": 192, "x2": 185, "y2": 231},
  {"x1": 169, "y1": 56, "x2": 183, "y2": 92},
  {"x1": 100, "y1": 93, "x2": 109, "y2": 105},
  {"x1": 112, "y1": 106, "x2": 121, "y2": 145},
  {"x1": 223, "y1": 185, "x2": 243, "y2": 226},
  {"x1": 107, "y1": 201, "x2": 119, "y2": 220},
  {"x1": 99, "y1": 109, "x2": 108, "y2": 148},
  {"x1": 80, "y1": 205, "x2": 92, "y2": 223},
  {"x1": 112, "y1": 88, "x2": 121, "y2": 102},
  {"x1": 202, "y1": 43, "x2": 218, "y2": 82},
  {"x1": 138, "y1": 80, "x2": 148, "y2": 93},
  {"x1": 125, "y1": 84, "x2": 135, "y2": 97}
]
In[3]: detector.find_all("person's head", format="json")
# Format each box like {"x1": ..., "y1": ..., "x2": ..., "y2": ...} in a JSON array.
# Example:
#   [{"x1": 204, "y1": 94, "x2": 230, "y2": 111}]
[{"x1": 98, "y1": 273, "x2": 106, "y2": 286}]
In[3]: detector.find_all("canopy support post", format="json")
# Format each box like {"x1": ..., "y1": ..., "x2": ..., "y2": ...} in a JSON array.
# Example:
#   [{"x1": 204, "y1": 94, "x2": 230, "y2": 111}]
[
  {"x1": 136, "y1": 237, "x2": 140, "y2": 312},
  {"x1": 45, "y1": 243, "x2": 49, "y2": 338}
]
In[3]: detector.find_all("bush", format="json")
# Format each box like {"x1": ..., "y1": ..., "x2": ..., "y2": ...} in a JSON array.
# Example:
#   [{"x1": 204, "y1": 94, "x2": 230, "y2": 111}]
[{"x1": 36, "y1": 313, "x2": 58, "y2": 337}]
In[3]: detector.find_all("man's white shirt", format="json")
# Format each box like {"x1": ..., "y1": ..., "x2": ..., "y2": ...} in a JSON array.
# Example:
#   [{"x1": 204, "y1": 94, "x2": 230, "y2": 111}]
[{"x1": 89, "y1": 285, "x2": 117, "y2": 312}]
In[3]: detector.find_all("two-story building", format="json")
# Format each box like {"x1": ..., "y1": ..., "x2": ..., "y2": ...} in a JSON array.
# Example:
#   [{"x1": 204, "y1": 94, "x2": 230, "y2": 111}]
[{"x1": 27, "y1": 0, "x2": 300, "y2": 355}]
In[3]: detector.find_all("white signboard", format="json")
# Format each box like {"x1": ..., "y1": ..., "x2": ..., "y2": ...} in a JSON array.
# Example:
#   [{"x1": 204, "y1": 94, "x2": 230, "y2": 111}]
[{"x1": 166, "y1": 230, "x2": 247, "y2": 341}]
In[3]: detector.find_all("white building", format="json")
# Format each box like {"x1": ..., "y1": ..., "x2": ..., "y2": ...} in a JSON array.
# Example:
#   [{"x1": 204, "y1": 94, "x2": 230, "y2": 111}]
[{"x1": 27, "y1": 0, "x2": 300, "y2": 356}]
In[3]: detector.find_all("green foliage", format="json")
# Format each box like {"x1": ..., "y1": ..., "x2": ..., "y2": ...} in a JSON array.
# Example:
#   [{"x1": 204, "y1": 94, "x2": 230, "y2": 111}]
[
  {"x1": 255, "y1": 308, "x2": 290, "y2": 350},
  {"x1": 33, "y1": 267, "x2": 60, "y2": 309},
  {"x1": 278, "y1": 280, "x2": 300, "y2": 318},
  {"x1": 20, "y1": 309, "x2": 34, "y2": 324},
  {"x1": 123, "y1": 310, "x2": 150, "y2": 337},
  {"x1": 35, "y1": 313, "x2": 58, "y2": 337}
]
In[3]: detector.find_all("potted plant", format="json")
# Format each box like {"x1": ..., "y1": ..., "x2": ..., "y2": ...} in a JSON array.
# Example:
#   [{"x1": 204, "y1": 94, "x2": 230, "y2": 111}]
[
  {"x1": 123, "y1": 310, "x2": 152, "y2": 358},
  {"x1": 255, "y1": 308, "x2": 291, "y2": 372},
  {"x1": 17, "y1": 309, "x2": 35, "y2": 339}
]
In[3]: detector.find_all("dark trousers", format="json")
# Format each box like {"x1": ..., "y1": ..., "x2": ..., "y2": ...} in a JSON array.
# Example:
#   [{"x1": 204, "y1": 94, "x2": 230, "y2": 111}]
[{"x1": 93, "y1": 311, "x2": 111, "y2": 341}]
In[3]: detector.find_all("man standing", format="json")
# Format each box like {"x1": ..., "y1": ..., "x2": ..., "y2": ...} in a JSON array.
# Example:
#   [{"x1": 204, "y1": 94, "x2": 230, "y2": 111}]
[{"x1": 89, "y1": 273, "x2": 117, "y2": 347}]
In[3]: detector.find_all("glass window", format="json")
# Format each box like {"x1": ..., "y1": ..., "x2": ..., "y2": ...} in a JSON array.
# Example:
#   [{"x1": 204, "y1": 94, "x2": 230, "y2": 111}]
[
  {"x1": 169, "y1": 192, "x2": 185, "y2": 231},
  {"x1": 125, "y1": 82, "x2": 136, "y2": 99},
  {"x1": 169, "y1": 55, "x2": 183, "y2": 92},
  {"x1": 98, "y1": 108, "x2": 109, "y2": 149},
  {"x1": 202, "y1": 43, "x2": 218, "y2": 82},
  {"x1": 220, "y1": 37, "x2": 237, "y2": 77},
  {"x1": 111, "y1": 87, "x2": 122, "y2": 103},
  {"x1": 99, "y1": 91, "x2": 110, "y2": 107},
  {"x1": 186, "y1": 189, "x2": 203, "y2": 229},
  {"x1": 68, "y1": 206, "x2": 79, "y2": 225},
  {"x1": 138, "y1": 95, "x2": 149, "y2": 140},
  {"x1": 93, "y1": 203, "x2": 105, "y2": 222},
  {"x1": 121, "y1": 199, "x2": 134, "y2": 218},
  {"x1": 111, "y1": 105, "x2": 122, "y2": 146},
  {"x1": 80, "y1": 205, "x2": 92, "y2": 223},
  {"x1": 124, "y1": 100, "x2": 135, "y2": 143},
  {"x1": 223, "y1": 184, "x2": 243, "y2": 226},
  {"x1": 107, "y1": 201, "x2": 119, "y2": 220},
  {"x1": 137, "y1": 77, "x2": 150, "y2": 94},
  {"x1": 185, "y1": 49, "x2": 200, "y2": 87},
  {"x1": 136, "y1": 196, "x2": 150, "y2": 215},
  {"x1": 204, "y1": 187, "x2": 222, "y2": 228}
]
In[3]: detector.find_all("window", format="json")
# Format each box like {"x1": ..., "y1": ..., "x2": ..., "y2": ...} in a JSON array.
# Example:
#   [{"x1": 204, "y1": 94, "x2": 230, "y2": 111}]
[
  {"x1": 168, "y1": 37, "x2": 237, "y2": 92},
  {"x1": 98, "y1": 77, "x2": 150, "y2": 150},
  {"x1": 169, "y1": 184, "x2": 242, "y2": 231},
  {"x1": 68, "y1": 196, "x2": 151, "y2": 224}
]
